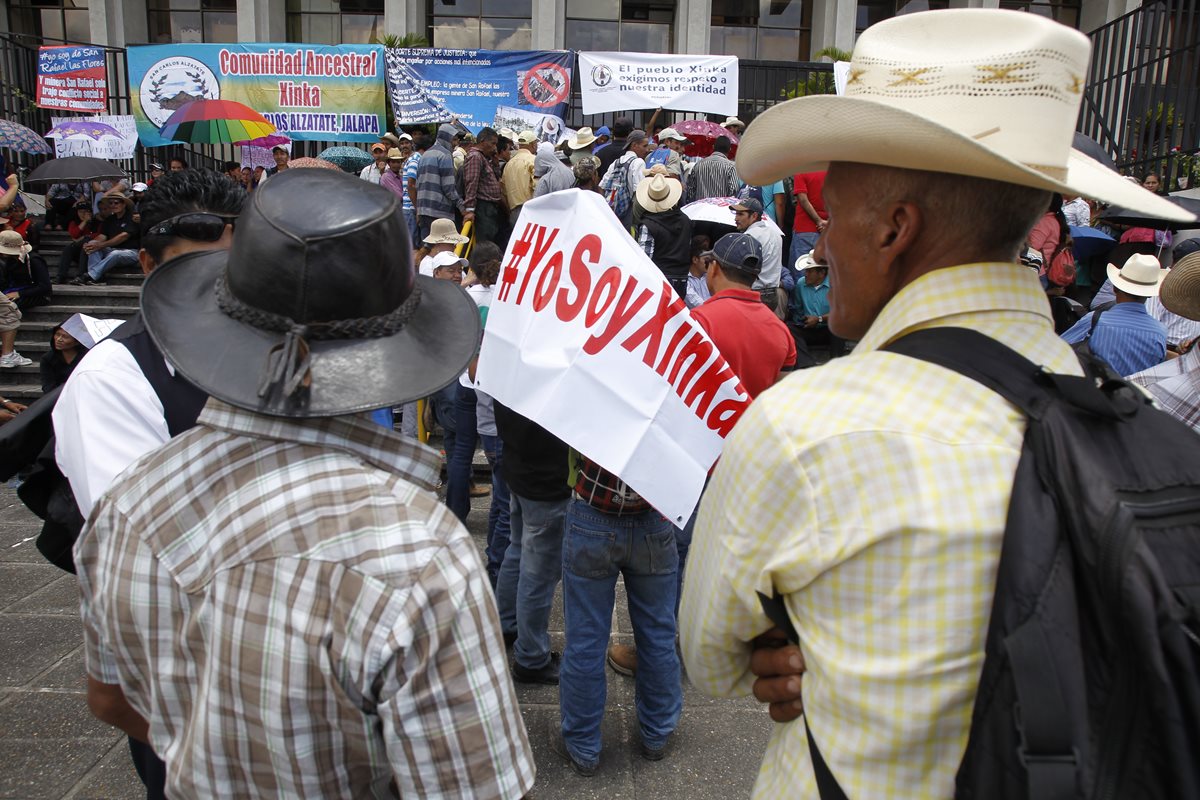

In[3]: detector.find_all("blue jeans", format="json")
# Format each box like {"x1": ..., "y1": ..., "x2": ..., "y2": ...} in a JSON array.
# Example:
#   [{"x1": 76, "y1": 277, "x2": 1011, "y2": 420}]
[
  {"x1": 430, "y1": 381, "x2": 458, "y2": 466},
  {"x1": 87, "y1": 247, "x2": 139, "y2": 280},
  {"x1": 789, "y1": 231, "x2": 821, "y2": 268},
  {"x1": 402, "y1": 207, "x2": 419, "y2": 245},
  {"x1": 559, "y1": 501, "x2": 681, "y2": 769},
  {"x1": 495, "y1": 493, "x2": 568, "y2": 669},
  {"x1": 482, "y1": 434, "x2": 511, "y2": 588},
  {"x1": 446, "y1": 384, "x2": 478, "y2": 522}
]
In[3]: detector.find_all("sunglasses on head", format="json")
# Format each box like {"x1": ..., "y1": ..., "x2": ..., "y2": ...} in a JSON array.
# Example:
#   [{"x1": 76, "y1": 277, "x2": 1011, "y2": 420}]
[{"x1": 145, "y1": 212, "x2": 236, "y2": 242}]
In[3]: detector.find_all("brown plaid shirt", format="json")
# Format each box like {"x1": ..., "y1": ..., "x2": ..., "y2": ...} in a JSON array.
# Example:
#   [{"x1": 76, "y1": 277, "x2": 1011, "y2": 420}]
[{"x1": 76, "y1": 399, "x2": 534, "y2": 799}]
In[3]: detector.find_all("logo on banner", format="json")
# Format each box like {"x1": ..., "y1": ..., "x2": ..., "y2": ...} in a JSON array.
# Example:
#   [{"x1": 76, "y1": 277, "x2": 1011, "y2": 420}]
[
  {"x1": 520, "y1": 61, "x2": 571, "y2": 108},
  {"x1": 590, "y1": 64, "x2": 613, "y2": 88},
  {"x1": 139, "y1": 57, "x2": 219, "y2": 127}
]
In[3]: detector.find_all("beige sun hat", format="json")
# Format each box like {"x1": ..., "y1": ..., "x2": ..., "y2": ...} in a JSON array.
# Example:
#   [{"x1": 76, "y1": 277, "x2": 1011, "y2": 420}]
[
  {"x1": 423, "y1": 217, "x2": 470, "y2": 245},
  {"x1": 736, "y1": 9, "x2": 1195, "y2": 224},
  {"x1": 1157, "y1": 251, "x2": 1200, "y2": 320},
  {"x1": 0, "y1": 230, "x2": 31, "y2": 259},
  {"x1": 568, "y1": 126, "x2": 598, "y2": 150},
  {"x1": 516, "y1": 130, "x2": 538, "y2": 145},
  {"x1": 385, "y1": 147, "x2": 404, "y2": 161},
  {"x1": 636, "y1": 172, "x2": 683, "y2": 213},
  {"x1": 722, "y1": 117, "x2": 745, "y2": 130},
  {"x1": 1106, "y1": 253, "x2": 1168, "y2": 297}
]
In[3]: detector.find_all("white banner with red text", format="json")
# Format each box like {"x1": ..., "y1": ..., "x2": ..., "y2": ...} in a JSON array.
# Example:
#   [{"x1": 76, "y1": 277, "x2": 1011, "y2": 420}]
[
  {"x1": 578, "y1": 52, "x2": 738, "y2": 117},
  {"x1": 475, "y1": 189, "x2": 750, "y2": 526}
]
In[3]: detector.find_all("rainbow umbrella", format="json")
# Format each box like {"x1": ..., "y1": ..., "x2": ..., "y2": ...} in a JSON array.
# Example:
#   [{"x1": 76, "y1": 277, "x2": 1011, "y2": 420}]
[
  {"x1": 159, "y1": 99, "x2": 276, "y2": 145},
  {"x1": 0, "y1": 119, "x2": 52, "y2": 155}
]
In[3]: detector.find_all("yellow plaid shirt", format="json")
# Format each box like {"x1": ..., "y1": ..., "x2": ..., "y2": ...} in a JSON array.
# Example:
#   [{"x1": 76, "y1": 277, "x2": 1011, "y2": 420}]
[{"x1": 680, "y1": 263, "x2": 1082, "y2": 799}]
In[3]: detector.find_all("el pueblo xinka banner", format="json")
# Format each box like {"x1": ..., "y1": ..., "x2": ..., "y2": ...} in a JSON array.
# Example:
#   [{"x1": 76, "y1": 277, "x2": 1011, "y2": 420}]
[
  {"x1": 37, "y1": 46, "x2": 108, "y2": 113},
  {"x1": 127, "y1": 44, "x2": 386, "y2": 146},
  {"x1": 475, "y1": 189, "x2": 751, "y2": 526},
  {"x1": 385, "y1": 48, "x2": 572, "y2": 133},
  {"x1": 578, "y1": 52, "x2": 738, "y2": 116}
]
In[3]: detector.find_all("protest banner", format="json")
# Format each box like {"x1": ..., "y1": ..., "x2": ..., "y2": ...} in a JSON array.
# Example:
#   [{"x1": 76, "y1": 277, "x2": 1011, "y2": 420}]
[
  {"x1": 37, "y1": 46, "x2": 108, "y2": 113},
  {"x1": 475, "y1": 189, "x2": 751, "y2": 526},
  {"x1": 493, "y1": 105, "x2": 569, "y2": 144},
  {"x1": 579, "y1": 52, "x2": 738, "y2": 116},
  {"x1": 385, "y1": 48, "x2": 572, "y2": 132},
  {"x1": 127, "y1": 44, "x2": 386, "y2": 147},
  {"x1": 50, "y1": 115, "x2": 138, "y2": 160}
]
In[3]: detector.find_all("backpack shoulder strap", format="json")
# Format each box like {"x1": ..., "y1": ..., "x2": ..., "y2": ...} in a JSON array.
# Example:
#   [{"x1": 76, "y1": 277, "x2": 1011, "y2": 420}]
[
  {"x1": 1086, "y1": 308, "x2": 1103, "y2": 340},
  {"x1": 880, "y1": 327, "x2": 1051, "y2": 421}
]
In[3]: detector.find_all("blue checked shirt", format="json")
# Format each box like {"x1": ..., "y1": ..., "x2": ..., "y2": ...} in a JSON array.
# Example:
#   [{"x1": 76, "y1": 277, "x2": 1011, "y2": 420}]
[{"x1": 1061, "y1": 301, "x2": 1168, "y2": 376}]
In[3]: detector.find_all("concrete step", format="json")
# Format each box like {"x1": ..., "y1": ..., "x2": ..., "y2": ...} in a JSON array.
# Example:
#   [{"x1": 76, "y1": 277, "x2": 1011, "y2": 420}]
[
  {"x1": 47, "y1": 285, "x2": 141, "y2": 306},
  {"x1": 20, "y1": 304, "x2": 139, "y2": 323},
  {"x1": 0, "y1": 381, "x2": 42, "y2": 402}
]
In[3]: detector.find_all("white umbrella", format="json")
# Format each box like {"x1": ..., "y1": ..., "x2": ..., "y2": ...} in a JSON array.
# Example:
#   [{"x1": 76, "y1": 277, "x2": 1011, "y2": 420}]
[
  {"x1": 681, "y1": 196, "x2": 785, "y2": 238},
  {"x1": 60, "y1": 313, "x2": 125, "y2": 349}
]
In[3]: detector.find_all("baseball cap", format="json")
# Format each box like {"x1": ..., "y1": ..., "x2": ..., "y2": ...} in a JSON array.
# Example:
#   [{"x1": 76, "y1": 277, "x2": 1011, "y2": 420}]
[
  {"x1": 149, "y1": 162, "x2": 164, "y2": 171},
  {"x1": 625, "y1": 129, "x2": 648, "y2": 150},
  {"x1": 397, "y1": 132, "x2": 413, "y2": 141},
  {"x1": 731, "y1": 198, "x2": 764, "y2": 215},
  {"x1": 516, "y1": 130, "x2": 538, "y2": 145},
  {"x1": 658, "y1": 127, "x2": 690, "y2": 142},
  {"x1": 431, "y1": 250, "x2": 468, "y2": 272},
  {"x1": 708, "y1": 232, "x2": 762, "y2": 275},
  {"x1": 131, "y1": 182, "x2": 149, "y2": 193},
  {"x1": 596, "y1": 125, "x2": 611, "y2": 137}
]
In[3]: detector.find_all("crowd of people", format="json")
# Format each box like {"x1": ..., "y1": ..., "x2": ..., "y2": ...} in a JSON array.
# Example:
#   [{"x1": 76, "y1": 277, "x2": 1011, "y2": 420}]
[{"x1": 0, "y1": 7, "x2": 1197, "y2": 800}]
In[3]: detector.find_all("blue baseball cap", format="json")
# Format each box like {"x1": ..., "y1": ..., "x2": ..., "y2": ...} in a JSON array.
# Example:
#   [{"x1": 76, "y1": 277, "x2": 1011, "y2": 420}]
[
  {"x1": 596, "y1": 126, "x2": 611, "y2": 137},
  {"x1": 708, "y1": 232, "x2": 762, "y2": 276}
]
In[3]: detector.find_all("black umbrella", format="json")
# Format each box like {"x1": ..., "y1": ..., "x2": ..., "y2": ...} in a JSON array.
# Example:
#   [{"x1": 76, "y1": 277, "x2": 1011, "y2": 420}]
[
  {"x1": 24, "y1": 156, "x2": 127, "y2": 185},
  {"x1": 1072, "y1": 132, "x2": 1117, "y2": 171},
  {"x1": 1098, "y1": 195, "x2": 1200, "y2": 230}
]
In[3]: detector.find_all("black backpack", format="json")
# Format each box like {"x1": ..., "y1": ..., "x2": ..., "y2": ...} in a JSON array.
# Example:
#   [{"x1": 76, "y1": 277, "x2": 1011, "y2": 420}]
[{"x1": 762, "y1": 327, "x2": 1200, "y2": 800}]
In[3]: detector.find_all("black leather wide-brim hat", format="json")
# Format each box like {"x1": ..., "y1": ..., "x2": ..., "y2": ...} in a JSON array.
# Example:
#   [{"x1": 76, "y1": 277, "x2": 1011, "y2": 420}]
[{"x1": 141, "y1": 168, "x2": 481, "y2": 418}]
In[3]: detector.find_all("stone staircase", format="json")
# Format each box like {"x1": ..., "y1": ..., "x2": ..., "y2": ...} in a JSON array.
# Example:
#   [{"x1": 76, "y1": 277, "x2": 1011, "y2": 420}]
[{"x1": 1, "y1": 227, "x2": 141, "y2": 404}]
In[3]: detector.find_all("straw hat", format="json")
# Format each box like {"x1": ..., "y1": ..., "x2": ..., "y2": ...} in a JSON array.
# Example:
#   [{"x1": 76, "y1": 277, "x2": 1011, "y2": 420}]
[
  {"x1": 1106, "y1": 253, "x2": 1167, "y2": 297},
  {"x1": 423, "y1": 217, "x2": 470, "y2": 245},
  {"x1": 636, "y1": 172, "x2": 683, "y2": 213},
  {"x1": 0, "y1": 230, "x2": 31, "y2": 259},
  {"x1": 1158, "y1": 251, "x2": 1200, "y2": 320},
  {"x1": 568, "y1": 126, "x2": 598, "y2": 150},
  {"x1": 386, "y1": 147, "x2": 404, "y2": 161},
  {"x1": 736, "y1": 9, "x2": 1194, "y2": 224},
  {"x1": 723, "y1": 117, "x2": 745, "y2": 130}
]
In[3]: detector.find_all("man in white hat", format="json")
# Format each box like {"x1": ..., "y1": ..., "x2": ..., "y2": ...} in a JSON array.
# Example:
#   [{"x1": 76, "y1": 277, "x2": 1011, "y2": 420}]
[
  {"x1": 1061, "y1": 253, "x2": 1168, "y2": 375},
  {"x1": 678, "y1": 9, "x2": 1194, "y2": 799},
  {"x1": 722, "y1": 116, "x2": 745, "y2": 136},
  {"x1": 418, "y1": 217, "x2": 470, "y2": 277},
  {"x1": 502, "y1": 130, "x2": 538, "y2": 224},
  {"x1": 566, "y1": 126, "x2": 597, "y2": 166},
  {"x1": 1129, "y1": 250, "x2": 1200, "y2": 430},
  {"x1": 633, "y1": 165, "x2": 693, "y2": 298}
]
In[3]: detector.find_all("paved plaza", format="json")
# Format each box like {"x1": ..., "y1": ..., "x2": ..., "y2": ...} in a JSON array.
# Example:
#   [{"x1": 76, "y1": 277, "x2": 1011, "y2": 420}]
[{"x1": 0, "y1": 485, "x2": 772, "y2": 799}]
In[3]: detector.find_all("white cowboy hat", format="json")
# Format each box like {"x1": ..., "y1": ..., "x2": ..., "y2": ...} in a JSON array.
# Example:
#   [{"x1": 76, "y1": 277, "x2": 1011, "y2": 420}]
[
  {"x1": 636, "y1": 172, "x2": 683, "y2": 214},
  {"x1": 794, "y1": 252, "x2": 826, "y2": 272},
  {"x1": 722, "y1": 117, "x2": 745, "y2": 129},
  {"x1": 736, "y1": 10, "x2": 1194, "y2": 224},
  {"x1": 0, "y1": 230, "x2": 31, "y2": 258},
  {"x1": 568, "y1": 126, "x2": 597, "y2": 150},
  {"x1": 1106, "y1": 253, "x2": 1167, "y2": 297},
  {"x1": 423, "y1": 217, "x2": 469, "y2": 245}
]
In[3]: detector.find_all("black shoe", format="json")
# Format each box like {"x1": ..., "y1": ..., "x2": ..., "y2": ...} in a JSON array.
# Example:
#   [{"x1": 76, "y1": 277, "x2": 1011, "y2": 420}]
[
  {"x1": 640, "y1": 738, "x2": 668, "y2": 762},
  {"x1": 550, "y1": 720, "x2": 597, "y2": 777},
  {"x1": 503, "y1": 630, "x2": 517, "y2": 649},
  {"x1": 512, "y1": 651, "x2": 560, "y2": 685}
]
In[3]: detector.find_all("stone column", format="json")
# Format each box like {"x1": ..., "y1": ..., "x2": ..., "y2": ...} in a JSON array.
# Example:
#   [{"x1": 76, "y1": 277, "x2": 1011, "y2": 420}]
[
  {"x1": 238, "y1": 0, "x2": 286, "y2": 43},
  {"x1": 810, "y1": 0, "x2": 857, "y2": 56},
  {"x1": 676, "y1": 0, "x2": 713, "y2": 55},
  {"x1": 88, "y1": 0, "x2": 124, "y2": 47},
  {"x1": 531, "y1": 0, "x2": 564, "y2": 49}
]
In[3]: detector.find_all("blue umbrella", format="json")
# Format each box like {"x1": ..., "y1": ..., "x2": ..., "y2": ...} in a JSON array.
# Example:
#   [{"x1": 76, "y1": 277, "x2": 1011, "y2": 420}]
[
  {"x1": 1071, "y1": 225, "x2": 1115, "y2": 260},
  {"x1": 317, "y1": 146, "x2": 374, "y2": 174}
]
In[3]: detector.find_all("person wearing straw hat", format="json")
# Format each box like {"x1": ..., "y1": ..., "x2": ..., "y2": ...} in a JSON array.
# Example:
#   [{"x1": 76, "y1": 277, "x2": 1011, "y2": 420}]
[
  {"x1": 1061, "y1": 253, "x2": 1168, "y2": 375},
  {"x1": 722, "y1": 116, "x2": 745, "y2": 136},
  {"x1": 417, "y1": 217, "x2": 470, "y2": 277},
  {"x1": 74, "y1": 190, "x2": 140, "y2": 285},
  {"x1": 502, "y1": 130, "x2": 538, "y2": 224},
  {"x1": 678, "y1": 9, "x2": 1195, "y2": 799},
  {"x1": 567, "y1": 126, "x2": 597, "y2": 166},
  {"x1": 633, "y1": 165, "x2": 693, "y2": 299},
  {"x1": 0, "y1": 231, "x2": 34, "y2": 368},
  {"x1": 1129, "y1": 250, "x2": 1200, "y2": 430},
  {"x1": 73, "y1": 168, "x2": 535, "y2": 800}
]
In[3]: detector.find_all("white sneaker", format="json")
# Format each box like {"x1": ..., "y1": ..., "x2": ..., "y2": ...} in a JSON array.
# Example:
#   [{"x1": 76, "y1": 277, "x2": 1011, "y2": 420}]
[{"x1": 0, "y1": 351, "x2": 32, "y2": 368}]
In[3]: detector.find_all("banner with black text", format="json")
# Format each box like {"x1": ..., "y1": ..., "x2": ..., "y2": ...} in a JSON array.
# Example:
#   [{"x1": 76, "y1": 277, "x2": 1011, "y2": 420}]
[{"x1": 578, "y1": 52, "x2": 738, "y2": 116}]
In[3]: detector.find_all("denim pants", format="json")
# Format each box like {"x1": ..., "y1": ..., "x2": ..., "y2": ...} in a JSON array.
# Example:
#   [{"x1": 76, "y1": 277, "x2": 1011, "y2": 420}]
[
  {"x1": 402, "y1": 207, "x2": 419, "y2": 245},
  {"x1": 88, "y1": 247, "x2": 139, "y2": 280},
  {"x1": 495, "y1": 492, "x2": 568, "y2": 670},
  {"x1": 430, "y1": 381, "x2": 458, "y2": 466},
  {"x1": 481, "y1": 434, "x2": 511, "y2": 587},
  {"x1": 559, "y1": 501, "x2": 681, "y2": 769},
  {"x1": 789, "y1": 231, "x2": 821, "y2": 267},
  {"x1": 446, "y1": 384, "x2": 478, "y2": 522}
]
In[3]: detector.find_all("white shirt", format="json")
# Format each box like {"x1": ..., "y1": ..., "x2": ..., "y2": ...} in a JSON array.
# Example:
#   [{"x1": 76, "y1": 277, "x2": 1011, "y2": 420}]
[
  {"x1": 359, "y1": 162, "x2": 385, "y2": 185},
  {"x1": 1063, "y1": 196, "x2": 1091, "y2": 227},
  {"x1": 53, "y1": 338, "x2": 171, "y2": 517},
  {"x1": 745, "y1": 219, "x2": 783, "y2": 290}
]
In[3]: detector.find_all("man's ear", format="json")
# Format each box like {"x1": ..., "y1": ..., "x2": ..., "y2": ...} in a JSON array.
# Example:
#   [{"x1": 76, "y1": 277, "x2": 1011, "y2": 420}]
[
  {"x1": 138, "y1": 248, "x2": 156, "y2": 276},
  {"x1": 879, "y1": 200, "x2": 922, "y2": 258}
]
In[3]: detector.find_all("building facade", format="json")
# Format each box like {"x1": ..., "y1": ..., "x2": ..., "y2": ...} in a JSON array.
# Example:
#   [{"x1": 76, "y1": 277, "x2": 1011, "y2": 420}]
[{"x1": 1, "y1": 0, "x2": 1146, "y2": 56}]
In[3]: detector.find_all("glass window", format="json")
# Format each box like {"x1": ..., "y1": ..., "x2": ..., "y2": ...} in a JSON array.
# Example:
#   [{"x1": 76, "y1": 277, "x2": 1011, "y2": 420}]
[
  {"x1": 620, "y1": 21, "x2": 670, "y2": 52},
  {"x1": 287, "y1": 0, "x2": 384, "y2": 43},
  {"x1": 433, "y1": 16, "x2": 481, "y2": 47},
  {"x1": 483, "y1": 0, "x2": 532, "y2": 15},
  {"x1": 483, "y1": 18, "x2": 532, "y2": 49},
  {"x1": 565, "y1": 19, "x2": 619, "y2": 50},
  {"x1": 8, "y1": 0, "x2": 92, "y2": 42},
  {"x1": 999, "y1": 0, "x2": 1079, "y2": 27},
  {"x1": 567, "y1": 0, "x2": 619, "y2": 19},
  {"x1": 712, "y1": 0, "x2": 810, "y2": 60},
  {"x1": 432, "y1": 0, "x2": 481, "y2": 17},
  {"x1": 146, "y1": 0, "x2": 236, "y2": 42}
]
